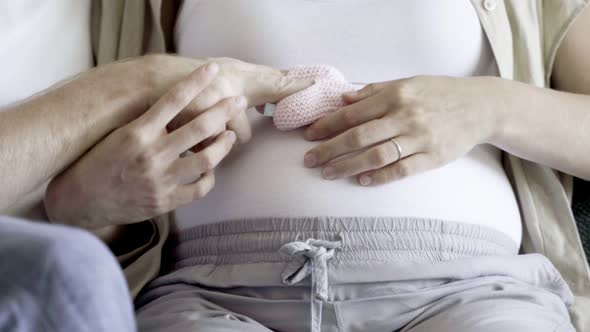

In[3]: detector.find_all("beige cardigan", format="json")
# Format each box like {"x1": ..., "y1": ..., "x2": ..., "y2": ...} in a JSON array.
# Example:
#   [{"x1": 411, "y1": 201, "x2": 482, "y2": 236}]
[{"x1": 91, "y1": 0, "x2": 590, "y2": 330}]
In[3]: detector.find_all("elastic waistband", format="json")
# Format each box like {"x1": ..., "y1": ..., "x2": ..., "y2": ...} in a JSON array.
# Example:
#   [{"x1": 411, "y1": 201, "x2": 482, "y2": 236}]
[{"x1": 169, "y1": 217, "x2": 519, "y2": 270}]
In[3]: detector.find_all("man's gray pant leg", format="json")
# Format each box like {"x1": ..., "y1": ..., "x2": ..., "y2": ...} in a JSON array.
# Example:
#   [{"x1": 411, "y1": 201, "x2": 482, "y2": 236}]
[{"x1": 0, "y1": 216, "x2": 136, "y2": 332}]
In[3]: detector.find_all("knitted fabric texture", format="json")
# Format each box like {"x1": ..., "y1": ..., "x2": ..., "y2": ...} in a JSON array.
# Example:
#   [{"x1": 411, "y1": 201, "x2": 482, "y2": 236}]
[{"x1": 273, "y1": 65, "x2": 356, "y2": 131}]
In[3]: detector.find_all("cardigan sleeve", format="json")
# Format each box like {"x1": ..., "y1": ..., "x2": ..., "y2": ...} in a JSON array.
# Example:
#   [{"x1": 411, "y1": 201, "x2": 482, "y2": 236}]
[{"x1": 542, "y1": 0, "x2": 589, "y2": 83}]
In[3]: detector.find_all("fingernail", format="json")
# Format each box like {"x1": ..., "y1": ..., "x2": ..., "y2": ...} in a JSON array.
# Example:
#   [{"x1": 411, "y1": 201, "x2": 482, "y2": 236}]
[
  {"x1": 206, "y1": 62, "x2": 219, "y2": 75},
  {"x1": 304, "y1": 152, "x2": 317, "y2": 168},
  {"x1": 323, "y1": 167, "x2": 335, "y2": 180},
  {"x1": 359, "y1": 175, "x2": 372, "y2": 186},
  {"x1": 227, "y1": 131, "x2": 237, "y2": 142},
  {"x1": 234, "y1": 96, "x2": 247, "y2": 107}
]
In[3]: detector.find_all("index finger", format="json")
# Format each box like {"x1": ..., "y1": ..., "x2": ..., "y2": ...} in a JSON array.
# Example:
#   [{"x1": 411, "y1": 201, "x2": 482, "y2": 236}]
[
  {"x1": 242, "y1": 68, "x2": 313, "y2": 107},
  {"x1": 136, "y1": 62, "x2": 219, "y2": 131}
]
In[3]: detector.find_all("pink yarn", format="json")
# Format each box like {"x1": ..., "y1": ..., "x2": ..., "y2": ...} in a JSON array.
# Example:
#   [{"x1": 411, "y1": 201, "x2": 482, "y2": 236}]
[{"x1": 273, "y1": 65, "x2": 356, "y2": 131}]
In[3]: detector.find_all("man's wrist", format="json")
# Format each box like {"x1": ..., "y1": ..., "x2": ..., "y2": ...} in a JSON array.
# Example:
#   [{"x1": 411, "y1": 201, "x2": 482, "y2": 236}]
[
  {"x1": 95, "y1": 58, "x2": 161, "y2": 128},
  {"x1": 138, "y1": 54, "x2": 203, "y2": 102}
]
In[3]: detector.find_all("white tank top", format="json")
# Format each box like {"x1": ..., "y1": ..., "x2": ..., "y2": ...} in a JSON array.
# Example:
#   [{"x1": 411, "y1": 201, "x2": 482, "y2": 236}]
[{"x1": 174, "y1": 0, "x2": 523, "y2": 245}]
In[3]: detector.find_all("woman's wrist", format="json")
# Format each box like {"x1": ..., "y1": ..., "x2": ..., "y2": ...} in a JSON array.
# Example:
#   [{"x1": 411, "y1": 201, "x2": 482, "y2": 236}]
[{"x1": 479, "y1": 76, "x2": 515, "y2": 147}]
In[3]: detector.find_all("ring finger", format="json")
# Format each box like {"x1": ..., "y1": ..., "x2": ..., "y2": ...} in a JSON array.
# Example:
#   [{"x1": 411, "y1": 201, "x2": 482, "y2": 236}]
[
  {"x1": 321, "y1": 136, "x2": 422, "y2": 180},
  {"x1": 305, "y1": 118, "x2": 401, "y2": 168}
]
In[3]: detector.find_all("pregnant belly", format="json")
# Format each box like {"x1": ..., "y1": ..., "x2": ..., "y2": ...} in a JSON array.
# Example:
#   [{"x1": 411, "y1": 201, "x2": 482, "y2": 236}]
[{"x1": 175, "y1": 111, "x2": 523, "y2": 245}]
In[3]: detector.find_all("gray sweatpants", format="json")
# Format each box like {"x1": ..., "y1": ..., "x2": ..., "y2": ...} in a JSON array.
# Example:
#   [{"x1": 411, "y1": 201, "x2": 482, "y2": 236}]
[
  {"x1": 0, "y1": 216, "x2": 136, "y2": 332},
  {"x1": 135, "y1": 217, "x2": 575, "y2": 332}
]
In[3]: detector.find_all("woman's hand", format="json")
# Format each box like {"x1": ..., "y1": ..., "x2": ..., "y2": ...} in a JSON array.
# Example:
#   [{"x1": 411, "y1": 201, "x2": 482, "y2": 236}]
[
  {"x1": 303, "y1": 76, "x2": 505, "y2": 186},
  {"x1": 44, "y1": 63, "x2": 245, "y2": 230},
  {"x1": 144, "y1": 56, "x2": 312, "y2": 144}
]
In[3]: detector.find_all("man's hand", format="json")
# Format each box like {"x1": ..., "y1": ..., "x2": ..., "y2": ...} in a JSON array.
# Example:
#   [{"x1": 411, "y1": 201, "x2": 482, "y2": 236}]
[
  {"x1": 1, "y1": 54, "x2": 310, "y2": 217},
  {"x1": 44, "y1": 64, "x2": 246, "y2": 229}
]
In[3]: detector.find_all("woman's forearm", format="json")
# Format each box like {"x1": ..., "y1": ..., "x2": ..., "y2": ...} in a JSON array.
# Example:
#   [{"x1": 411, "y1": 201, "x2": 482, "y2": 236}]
[
  {"x1": 489, "y1": 77, "x2": 590, "y2": 180},
  {"x1": 0, "y1": 59, "x2": 156, "y2": 213}
]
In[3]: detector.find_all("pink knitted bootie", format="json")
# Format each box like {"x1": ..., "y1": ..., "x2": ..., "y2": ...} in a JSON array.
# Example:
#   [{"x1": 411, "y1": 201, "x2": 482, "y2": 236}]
[{"x1": 268, "y1": 65, "x2": 356, "y2": 131}]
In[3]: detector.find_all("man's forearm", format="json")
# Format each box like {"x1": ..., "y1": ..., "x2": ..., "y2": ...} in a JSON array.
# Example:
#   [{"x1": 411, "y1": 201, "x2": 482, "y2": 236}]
[{"x1": 0, "y1": 59, "x2": 154, "y2": 212}]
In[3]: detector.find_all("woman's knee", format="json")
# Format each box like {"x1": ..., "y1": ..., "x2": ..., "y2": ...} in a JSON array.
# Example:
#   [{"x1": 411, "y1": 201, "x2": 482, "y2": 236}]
[
  {"x1": 0, "y1": 217, "x2": 128, "y2": 297},
  {"x1": 41, "y1": 226, "x2": 128, "y2": 296},
  {"x1": 0, "y1": 217, "x2": 136, "y2": 331}
]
